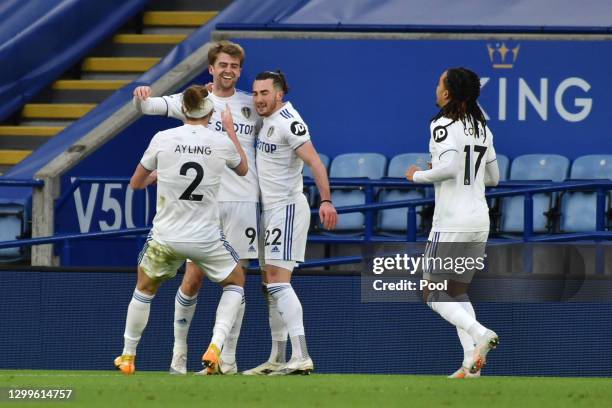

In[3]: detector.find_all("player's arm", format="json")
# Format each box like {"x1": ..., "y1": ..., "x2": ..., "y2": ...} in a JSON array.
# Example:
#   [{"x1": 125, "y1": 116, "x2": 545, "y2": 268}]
[
  {"x1": 131, "y1": 135, "x2": 159, "y2": 189},
  {"x1": 296, "y1": 141, "x2": 338, "y2": 230},
  {"x1": 132, "y1": 86, "x2": 185, "y2": 120},
  {"x1": 130, "y1": 165, "x2": 155, "y2": 190},
  {"x1": 221, "y1": 104, "x2": 248, "y2": 176},
  {"x1": 484, "y1": 143, "x2": 500, "y2": 187},
  {"x1": 407, "y1": 150, "x2": 461, "y2": 183}
]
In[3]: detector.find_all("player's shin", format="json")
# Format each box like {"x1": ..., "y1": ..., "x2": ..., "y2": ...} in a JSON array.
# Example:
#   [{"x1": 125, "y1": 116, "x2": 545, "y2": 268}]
[
  {"x1": 220, "y1": 294, "x2": 245, "y2": 367},
  {"x1": 123, "y1": 288, "x2": 154, "y2": 355},
  {"x1": 455, "y1": 293, "x2": 477, "y2": 368},
  {"x1": 173, "y1": 288, "x2": 198, "y2": 355},
  {"x1": 264, "y1": 283, "x2": 289, "y2": 363},
  {"x1": 426, "y1": 290, "x2": 487, "y2": 340},
  {"x1": 267, "y1": 283, "x2": 310, "y2": 362},
  {"x1": 211, "y1": 285, "x2": 244, "y2": 348}
]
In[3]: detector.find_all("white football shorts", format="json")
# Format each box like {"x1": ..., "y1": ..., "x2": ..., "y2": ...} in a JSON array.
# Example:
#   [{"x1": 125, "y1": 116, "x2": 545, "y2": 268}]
[
  {"x1": 261, "y1": 194, "x2": 310, "y2": 264},
  {"x1": 219, "y1": 201, "x2": 260, "y2": 260},
  {"x1": 138, "y1": 232, "x2": 239, "y2": 283}
]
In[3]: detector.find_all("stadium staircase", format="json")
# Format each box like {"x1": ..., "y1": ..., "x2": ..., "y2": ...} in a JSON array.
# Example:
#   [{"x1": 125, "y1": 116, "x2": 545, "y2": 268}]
[{"x1": 0, "y1": 0, "x2": 231, "y2": 175}]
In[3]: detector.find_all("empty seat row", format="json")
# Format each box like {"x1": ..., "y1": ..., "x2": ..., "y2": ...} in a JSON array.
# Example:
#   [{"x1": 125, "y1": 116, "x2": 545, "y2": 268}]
[{"x1": 304, "y1": 153, "x2": 612, "y2": 234}]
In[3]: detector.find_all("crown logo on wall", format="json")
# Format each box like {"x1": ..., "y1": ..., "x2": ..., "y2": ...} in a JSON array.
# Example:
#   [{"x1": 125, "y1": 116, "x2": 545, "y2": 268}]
[{"x1": 486, "y1": 42, "x2": 520, "y2": 69}]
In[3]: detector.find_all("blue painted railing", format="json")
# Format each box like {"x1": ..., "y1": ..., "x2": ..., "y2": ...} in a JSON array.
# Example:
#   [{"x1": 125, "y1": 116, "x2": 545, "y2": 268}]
[{"x1": 0, "y1": 177, "x2": 610, "y2": 266}]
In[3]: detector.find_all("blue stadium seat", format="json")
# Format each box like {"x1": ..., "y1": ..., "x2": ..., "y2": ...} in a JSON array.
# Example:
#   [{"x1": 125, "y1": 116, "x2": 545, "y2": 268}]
[
  {"x1": 332, "y1": 190, "x2": 366, "y2": 230},
  {"x1": 329, "y1": 153, "x2": 387, "y2": 231},
  {"x1": 0, "y1": 205, "x2": 25, "y2": 262},
  {"x1": 496, "y1": 154, "x2": 510, "y2": 181},
  {"x1": 329, "y1": 153, "x2": 387, "y2": 179},
  {"x1": 386, "y1": 153, "x2": 430, "y2": 177},
  {"x1": 501, "y1": 154, "x2": 570, "y2": 233},
  {"x1": 570, "y1": 155, "x2": 612, "y2": 180},
  {"x1": 508, "y1": 154, "x2": 569, "y2": 182},
  {"x1": 561, "y1": 155, "x2": 612, "y2": 232},
  {"x1": 378, "y1": 153, "x2": 429, "y2": 233}
]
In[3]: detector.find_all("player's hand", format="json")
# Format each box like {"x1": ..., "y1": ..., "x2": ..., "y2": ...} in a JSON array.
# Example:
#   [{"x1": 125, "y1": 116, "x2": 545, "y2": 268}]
[
  {"x1": 319, "y1": 202, "x2": 338, "y2": 230},
  {"x1": 405, "y1": 165, "x2": 421, "y2": 181},
  {"x1": 146, "y1": 170, "x2": 158, "y2": 186},
  {"x1": 221, "y1": 103, "x2": 234, "y2": 131},
  {"x1": 133, "y1": 86, "x2": 152, "y2": 100},
  {"x1": 205, "y1": 82, "x2": 214, "y2": 93}
]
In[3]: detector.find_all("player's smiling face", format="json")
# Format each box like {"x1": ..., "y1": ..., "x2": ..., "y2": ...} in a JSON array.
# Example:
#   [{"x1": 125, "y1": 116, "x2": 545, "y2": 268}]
[
  {"x1": 209, "y1": 52, "x2": 241, "y2": 91},
  {"x1": 252, "y1": 79, "x2": 282, "y2": 117},
  {"x1": 436, "y1": 71, "x2": 450, "y2": 108}
]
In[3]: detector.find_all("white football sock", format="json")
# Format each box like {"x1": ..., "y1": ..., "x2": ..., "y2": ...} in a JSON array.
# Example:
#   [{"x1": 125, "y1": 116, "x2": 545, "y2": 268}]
[
  {"x1": 426, "y1": 291, "x2": 487, "y2": 340},
  {"x1": 122, "y1": 289, "x2": 154, "y2": 355},
  {"x1": 455, "y1": 293, "x2": 476, "y2": 367},
  {"x1": 264, "y1": 283, "x2": 288, "y2": 363},
  {"x1": 173, "y1": 288, "x2": 198, "y2": 355},
  {"x1": 267, "y1": 283, "x2": 309, "y2": 361},
  {"x1": 211, "y1": 285, "x2": 244, "y2": 348},
  {"x1": 220, "y1": 294, "x2": 245, "y2": 365}
]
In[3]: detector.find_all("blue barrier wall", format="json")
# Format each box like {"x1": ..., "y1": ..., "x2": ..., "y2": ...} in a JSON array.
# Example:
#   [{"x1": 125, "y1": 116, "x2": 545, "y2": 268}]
[{"x1": 2, "y1": 270, "x2": 611, "y2": 376}]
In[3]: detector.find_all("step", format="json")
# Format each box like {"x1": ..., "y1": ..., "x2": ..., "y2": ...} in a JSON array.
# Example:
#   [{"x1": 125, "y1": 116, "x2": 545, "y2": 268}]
[
  {"x1": 0, "y1": 150, "x2": 32, "y2": 165},
  {"x1": 141, "y1": 27, "x2": 197, "y2": 35},
  {"x1": 81, "y1": 57, "x2": 160, "y2": 72},
  {"x1": 147, "y1": 0, "x2": 231, "y2": 11},
  {"x1": 113, "y1": 34, "x2": 187, "y2": 44},
  {"x1": 0, "y1": 126, "x2": 64, "y2": 136},
  {"x1": 52, "y1": 80, "x2": 129, "y2": 90},
  {"x1": 142, "y1": 11, "x2": 217, "y2": 26},
  {"x1": 22, "y1": 104, "x2": 95, "y2": 119}
]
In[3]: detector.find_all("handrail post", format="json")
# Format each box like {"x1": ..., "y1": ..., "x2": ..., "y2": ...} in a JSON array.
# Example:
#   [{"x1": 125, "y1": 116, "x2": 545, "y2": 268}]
[
  {"x1": 364, "y1": 184, "x2": 374, "y2": 241},
  {"x1": 523, "y1": 192, "x2": 533, "y2": 241},
  {"x1": 62, "y1": 239, "x2": 71, "y2": 266},
  {"x1": 596, "y1": 188, "x2": 605, "y2": 231},
  {"x1": 407, "y1": 205, "x2": 417, "y2": 242}
]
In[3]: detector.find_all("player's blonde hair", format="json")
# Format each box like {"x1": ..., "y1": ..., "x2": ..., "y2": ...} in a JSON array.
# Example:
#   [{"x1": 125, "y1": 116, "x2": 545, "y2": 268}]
[
  {"x1": 182, "y1": 85, "x2": 213, "y2": 119},
  {"x1": 208, "y1": 40, "x2": 245, "y2": 66}
]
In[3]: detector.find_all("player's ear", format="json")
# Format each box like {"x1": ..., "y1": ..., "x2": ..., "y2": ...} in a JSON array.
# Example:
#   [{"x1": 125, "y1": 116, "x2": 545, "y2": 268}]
[{"x1": 208, "y1": 64, "x2": 214, "y2": 76}]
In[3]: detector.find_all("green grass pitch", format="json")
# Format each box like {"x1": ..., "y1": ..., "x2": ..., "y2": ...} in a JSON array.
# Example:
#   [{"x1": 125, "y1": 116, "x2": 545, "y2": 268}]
[{"x1": 1, "y1": 371, "x2": 611, "y2": 407}]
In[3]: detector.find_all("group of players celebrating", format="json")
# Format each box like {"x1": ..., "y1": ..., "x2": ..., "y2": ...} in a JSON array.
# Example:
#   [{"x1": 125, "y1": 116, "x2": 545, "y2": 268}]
[{"x1": 114, "y1": 40, "x2": 499, "y2": 378}]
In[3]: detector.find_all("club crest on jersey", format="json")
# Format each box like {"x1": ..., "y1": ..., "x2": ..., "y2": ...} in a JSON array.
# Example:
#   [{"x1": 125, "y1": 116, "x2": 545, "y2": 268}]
[
  {"x1": 290, "y1": 121, "x2": 307, "y2": 136},
  {"x1": 267, "y1": 126, "x2": 275, "y2": 138},
  {"x1": 241, "y1": 106, "x2": 251, "y2": 119},
  {"x1": 433, "y1": 126, "x2": 448, "y2": 143}
]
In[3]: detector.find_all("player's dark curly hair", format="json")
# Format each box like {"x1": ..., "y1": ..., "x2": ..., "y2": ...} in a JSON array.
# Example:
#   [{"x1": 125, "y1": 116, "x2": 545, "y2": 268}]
[
  {"x1": 432, "y1": 67, "x2": 487, "y2": 139},
  {"x1": 255, "y1": 70, "x2": 289, "y2": 94}
]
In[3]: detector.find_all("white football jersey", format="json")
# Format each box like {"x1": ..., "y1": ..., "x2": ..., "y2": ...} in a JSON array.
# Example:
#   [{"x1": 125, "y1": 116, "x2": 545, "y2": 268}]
[
  {"x1": 161, "y1": 90, "x2": 259, "y2": 203},
  {"x1": 256, "y1": 102, "x2": 311, "y2": 210},
  {"x1": 140, "y1": 124, "x2": 242, "y2": 243},
  {"x1": 427, "y1": 117, "x2": 496, "y2": 232}
]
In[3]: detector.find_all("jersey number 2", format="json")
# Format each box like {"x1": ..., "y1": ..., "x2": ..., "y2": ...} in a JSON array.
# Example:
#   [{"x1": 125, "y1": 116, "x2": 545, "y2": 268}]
[
  {"x1": 463, "y1": 146, "x2": 487, "y2": 185},
  {"x1": 179, "y1": 161, "x2": 204, "y2": 201}
]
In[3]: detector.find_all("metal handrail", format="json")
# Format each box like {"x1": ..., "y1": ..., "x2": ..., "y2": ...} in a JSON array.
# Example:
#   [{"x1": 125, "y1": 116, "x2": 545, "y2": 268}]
[
  {"x1": 0, "y1": 178, "x2": 610, "y2": 256},
  {"x1": 0, "y1": 178, "x2": 44, "y2": 187}
]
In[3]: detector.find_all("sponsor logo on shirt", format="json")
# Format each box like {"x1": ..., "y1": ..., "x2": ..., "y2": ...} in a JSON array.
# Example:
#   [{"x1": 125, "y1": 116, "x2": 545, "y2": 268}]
[
  {"x1": 257, "y1": 139, "x2": 277, "y2": 154},
  {"x1": 432, "y1": 126, "x2": 448, "y2": 143},
  {"x1": 290, "y1": 121, "x2": 307, "y2": 136}
]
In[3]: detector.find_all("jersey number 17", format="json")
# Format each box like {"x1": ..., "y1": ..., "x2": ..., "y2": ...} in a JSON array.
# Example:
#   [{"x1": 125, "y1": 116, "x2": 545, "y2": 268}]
[{"x1": 463, "y1": 145, "x2": 487, "y2": 186}]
